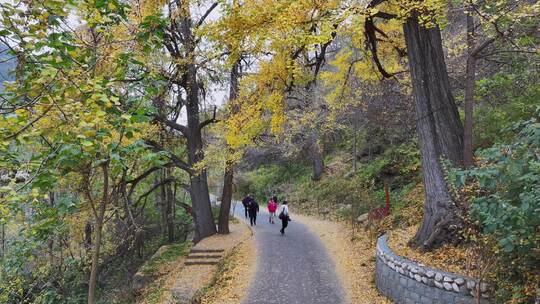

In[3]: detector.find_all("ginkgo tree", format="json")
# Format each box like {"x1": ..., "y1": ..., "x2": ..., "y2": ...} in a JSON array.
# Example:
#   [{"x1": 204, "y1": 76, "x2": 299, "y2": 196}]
[
  {"x1": 127, "y1": 0, "x2": 241, "y2": 240},
  {"x1": 215, "y1": 0, "x2": 471, "y2": 250},
  {"x1": 0, "y1": 1, "x2": 175, "y2": 302}
]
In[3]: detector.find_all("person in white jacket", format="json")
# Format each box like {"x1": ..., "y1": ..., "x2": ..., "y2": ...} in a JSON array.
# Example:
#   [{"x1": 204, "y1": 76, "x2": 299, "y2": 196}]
[{"x1": 278, "y1": 201, "x2": 290, "y2": 235}]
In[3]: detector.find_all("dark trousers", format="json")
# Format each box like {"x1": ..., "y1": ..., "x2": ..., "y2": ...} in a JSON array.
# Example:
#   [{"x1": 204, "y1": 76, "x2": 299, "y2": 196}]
[
  {"x1": 280, "y1": 218, "x2": 288, "y2": 233},
  {"x1": 244, "y1": 206, "x2": 248, "y2": 218},
  {"x1": 249, "y1": 213, "x2": 257, "y2": 226}
]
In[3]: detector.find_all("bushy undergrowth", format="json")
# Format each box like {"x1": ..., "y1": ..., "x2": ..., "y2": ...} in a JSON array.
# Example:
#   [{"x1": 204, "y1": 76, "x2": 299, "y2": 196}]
[
  {"x1": 239, "y1": 141, "x2": 422, "y2": 224},
  {"x1": 475, "y1": 71, "x2": 540, "y2": 147},
  {"x1": 450, "y1": 110, "x2": 540, "y2": 303},
  {"x1": 237, "y1": 163, "x2": 311, "y2": 203}
]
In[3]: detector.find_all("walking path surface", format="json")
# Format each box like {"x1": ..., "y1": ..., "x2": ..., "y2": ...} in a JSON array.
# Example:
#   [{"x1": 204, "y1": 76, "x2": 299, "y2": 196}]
[{"x1": 232, "y1": 201, "x2": 347, "y2": 304}]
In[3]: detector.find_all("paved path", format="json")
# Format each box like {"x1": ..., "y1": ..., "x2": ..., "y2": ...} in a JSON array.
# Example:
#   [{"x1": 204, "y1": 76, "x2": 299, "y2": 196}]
[{"x1": 232, "y1": 201, "x2": 346, "y2": 304}]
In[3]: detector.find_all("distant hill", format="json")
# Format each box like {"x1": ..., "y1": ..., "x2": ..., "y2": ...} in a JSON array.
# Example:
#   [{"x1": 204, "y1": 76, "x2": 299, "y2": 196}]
[{"x1": 0, "y1": 43, "x2": 16, "y2": 92}]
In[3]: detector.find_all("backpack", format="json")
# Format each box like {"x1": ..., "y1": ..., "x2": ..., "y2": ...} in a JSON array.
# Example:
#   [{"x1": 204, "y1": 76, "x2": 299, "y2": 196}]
[{"x1": 278, "y1": 206, "x2": 287, "y2": 220}]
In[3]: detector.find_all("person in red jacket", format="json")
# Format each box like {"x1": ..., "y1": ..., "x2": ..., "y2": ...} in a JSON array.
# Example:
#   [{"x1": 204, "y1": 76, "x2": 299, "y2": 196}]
[{"x1": 267, "y1": 196, "x2": 278, "y2": 224}]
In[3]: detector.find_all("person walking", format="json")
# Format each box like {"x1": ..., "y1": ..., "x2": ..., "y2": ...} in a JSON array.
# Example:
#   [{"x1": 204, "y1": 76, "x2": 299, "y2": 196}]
[
  {"x1": 242, "y1": 194, "x2": 253, "y2": 219},
  {"x1": 267, "y1": 196, "x2": 278, "y2": 224},
  {"x1": 247, "y1": 199, "x2": 259, "y2": 226},
  {"x1": 278, "y1": 201, "x2": 290, "y2": 235}
]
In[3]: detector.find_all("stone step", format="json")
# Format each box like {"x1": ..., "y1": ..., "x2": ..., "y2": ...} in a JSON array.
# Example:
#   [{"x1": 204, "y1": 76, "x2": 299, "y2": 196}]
[
  {"x1": 187, "y1": 254, "x2": 222, "y2": 259},
  {"x1": 185, "y1": 261, "x2": 220, "y2": 266},
  {"x1": 190, "y1": 248, "x2": 224, "y2": 253}
]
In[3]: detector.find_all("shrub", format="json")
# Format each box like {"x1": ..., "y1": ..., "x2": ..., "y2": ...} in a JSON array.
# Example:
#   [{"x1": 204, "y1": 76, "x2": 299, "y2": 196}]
[
  {"x1": 238, "y1": 163, "x2": 310, "y2": 203},
  {"x1": 451, "y1": 109, "x2": 540, "y2": 302},
  {"x1": 475, "y1": 72, "x2": 540, "y2": 147}
]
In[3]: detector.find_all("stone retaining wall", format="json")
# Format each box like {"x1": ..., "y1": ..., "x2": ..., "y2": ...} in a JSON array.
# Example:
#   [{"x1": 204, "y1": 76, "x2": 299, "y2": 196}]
[{"x1": 375, "y1": 234, "x2": 490, "y2": 304}]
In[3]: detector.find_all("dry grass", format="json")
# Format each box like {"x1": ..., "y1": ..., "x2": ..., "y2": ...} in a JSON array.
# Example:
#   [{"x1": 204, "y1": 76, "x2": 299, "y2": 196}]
[
  {"x1": 136, "y1": 243, "x2": 192, "y2": 304},
  {"x1": 382, "y1": 184, "x2": 474, "y2": 277},
  {"x1": 294, "y1": 214, "x2": 391, "y2": 304},
  {"x1": 387, "y1": 224, "x2": 474, "y2": 276},
  {"x1": 157, "y1": 222, "x2": 252, "y2": 304}
]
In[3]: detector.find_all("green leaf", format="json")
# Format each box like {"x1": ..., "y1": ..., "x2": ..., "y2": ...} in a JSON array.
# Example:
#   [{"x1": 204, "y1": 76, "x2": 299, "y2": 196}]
[{"x1": 81, "y1": 140, "x2": 93, "y2": 147}]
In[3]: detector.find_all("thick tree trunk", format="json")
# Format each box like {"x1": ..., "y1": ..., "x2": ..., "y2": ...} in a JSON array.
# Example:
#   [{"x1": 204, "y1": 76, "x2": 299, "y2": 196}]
[
  {"x1": 403, "y1": 16, "x2": 464, "y2": 250},
  {"x1": 218, "y1": 59, "x2": 241, "y2": 234},
  {"x1": 189, "y1": 173, "x2": 215, "y2": 241},
  {"x1": 186, "y1": 63, "x2": 216, "y2": 241},
  {"x1": 218, "y1": 166, "x2": 234, "y2": 234},
  {"x1": 309, "y1": 131, "x2": 324, "y2": 181},
  {"x1": 463, "y1": 8, "x2": 476, "y2": 167}
]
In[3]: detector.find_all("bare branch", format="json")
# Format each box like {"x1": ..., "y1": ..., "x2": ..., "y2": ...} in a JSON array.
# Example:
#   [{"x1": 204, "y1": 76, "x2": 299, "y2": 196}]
[
  {"x1": 3, "y1": 104, "x2": 54, "y2": 140},
  {"x1": 126, "y1": 163, "x2": 174, "y2": 197},
  {"x1": 199, "y1": 105, "x2": 219, "y2": 130},
  {"x1": 134, "y1": 177, "x2": 176, "y2": 205},
  {"x1": 145, "y1": 140, "x2": 194, "y2": 174},
  {"x1": 196, "y1": 2, "x2": 219, "y2": 28},
  {"x1": 471, "y1": 37, "x2": 496, "y2": 58},
  {"x1": 154, "y1": 115, "x2": 188, "y2": 136}
]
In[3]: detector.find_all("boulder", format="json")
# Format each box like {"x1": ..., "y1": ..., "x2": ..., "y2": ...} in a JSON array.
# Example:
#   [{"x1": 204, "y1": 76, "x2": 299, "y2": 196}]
[{"x1": 356, "y1": 213, "x2": 369, "y2": 223}]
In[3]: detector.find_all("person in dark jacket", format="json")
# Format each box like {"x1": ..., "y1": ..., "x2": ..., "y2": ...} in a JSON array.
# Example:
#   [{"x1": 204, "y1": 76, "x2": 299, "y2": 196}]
[
  {"x1": 241, "y1": 194, "x2": 253, "y2": 218},
  {"x1": 247, "y1": 200, "x2": 259, "y2": 226},
  {"x1": 278, "y1": 200, "x2": 290, "y2": 235}
]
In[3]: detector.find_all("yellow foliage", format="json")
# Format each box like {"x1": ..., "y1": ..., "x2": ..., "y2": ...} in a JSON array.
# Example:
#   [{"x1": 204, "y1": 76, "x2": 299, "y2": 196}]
[{"x1": 213, "y1": 0, "x2": 418, "y2": 150}]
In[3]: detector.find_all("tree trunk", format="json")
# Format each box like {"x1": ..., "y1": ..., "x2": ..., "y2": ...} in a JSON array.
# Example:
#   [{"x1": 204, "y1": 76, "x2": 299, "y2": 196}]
[
  {"x1": 160, "y1": 170, "x2": 167, "y2": 238},
  {"x1": 48, "y1": 192, "x2": 55, "y2": 265},
  {"x1": 309, "y1": 131, "x2": 324, "y2": 181},
  {"x1": 88, "y1": 164, "x2": 109, "y2": 304},
  {"x1": 165, "y1": 180, "x2": 175, "y2": 242},
  {"x1": 403, "y1": 16, "x2": 464, "y2": 250},
  {"x1": 84, "y1": 222, "x2": 92, "y2": 249},
  {"x1": 353, "y1": 109, "x2": 359, "y2": 174},
  {"x1": 1, "y1": 223, "x2": 5, "y2": 258},
  {"x1": 218, "y1": 59, "x2": 241, "y2": 234},
  {"x1": 186, "y1": 62, "x2": 216, "y2": 241},
  {"x1": 189, "y1": 173, "x2": 215, "y2": 241},
  {"x1": 463, "y1": 6, "x2": 476, "y2": 167},
  {"x1": 218, "y1": 166, "x2": 234, "y2": 234},
  {"x1": 87, "y1": 220, "x2": 103, "y2": 304}
]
